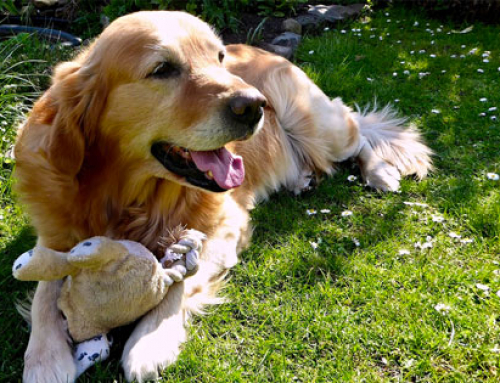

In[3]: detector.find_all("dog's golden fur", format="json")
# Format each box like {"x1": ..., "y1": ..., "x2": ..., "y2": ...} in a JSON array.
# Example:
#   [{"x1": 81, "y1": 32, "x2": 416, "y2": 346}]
[{"x1": 15, "y1": 11, "x2": 432, "y2": 382}]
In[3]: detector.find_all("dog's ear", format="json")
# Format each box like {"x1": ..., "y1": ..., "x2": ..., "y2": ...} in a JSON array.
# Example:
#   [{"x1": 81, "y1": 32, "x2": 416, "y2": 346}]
[{"x1": 46, "y1": 59, "x2": 108, "y2": 175}]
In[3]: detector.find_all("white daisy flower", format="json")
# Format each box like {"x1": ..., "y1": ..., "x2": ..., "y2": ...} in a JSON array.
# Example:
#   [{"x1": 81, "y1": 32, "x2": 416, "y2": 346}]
[
  {"x1": 341, "y1": 30, "x2": 346, "y2": 34},
  {"x1": 488, "y1": 107, "x2": 497, "y2": 112},
  {"x1": 367, "y1": 77, "x2": 374, "y2": 82},
  {"x1": 419, "y1": 49, "x2": 426, "y2": 54},
  {"x1": 309, "y1": 241, "x2": 319, "y2": 250},
  {"x1": 431, "y1": 40, "x2": 435, "y2": 45},
  {"x1": 469, "y1": 48, "x2": 478, "y2": 55},
  {"x1": 491, "y1": 346, "x2": 500, "y2": 353},
  {"x1": 347, "y1": 175, "x2": 357, "y2": 182},
  {"x1": 478, "y1": 69, "x2": 484, "y2": 73},
  {"x1": 460, "y1": 238, "x2": 474, "y2": 244},
  {"x1": 497, "y1": 291, "x2": 500, "y2": 298},
  {"x1": 306, "y1": 209, "x2": 317, "y2": 216},
  {"x1": 308, "y1": 50, "x2": 314, "y2": 55},
  {"x1": 480, "y1": 97, "x2": 488, "y2": 102},
  {"x1": 479, "y1": 112, "x2": 487, "y2": 117},
  {"x1": 461, "y1": 44, "x2": 466, "y2": 48},
  {"x1": 415, "y1": 241, "x2": 432, "y2": 249},
  {"x1": 410, "y1": 51, "x2": 415, "y2": 55},
  {"x1": 404, "y1": 202, "x2": 428, "y2": 207},
  {"x1": 476, "y1": 283, "x2": 490, "y2": 291},
  {"x1": 450, "y1": 54, "x2": 457, "y2": 58},
  {"x1": 431, "y1": 109, "x2": 440, "y2": 114},
  {"x1": 460, "y1": 54, "x2": 465, "y2": 58},
  {"x1": 341, "y1": 210, "x2": 353, "y2": 217},
  {"x1": 482, "y1": 51, "x2": 490, "y2": 57},
  {"x1": 393, "y1": 72, "x2": 398, "y2": 77},
  {"x1": 430, "y1": 54, "x2": 436, "y2": 58},
  {"x1": 437, "y1": 28, "x2": 442, "y2": 32},
  {"x1": 324, "y1": 27, "x2": 330, "y2": 31},
  {"x1": 414, "y1": 21, "x2": 419, "y2": 26},
  {"x1": 487, "y1": 172, "x2": 500, "y2": 180},
  {"x1": 403, "y1": 70, "x2": 410, "y2": 75},
  {"x1": 398, "y1": 249, "x2": 410, "y2": 255},
  {"x1": 400, "y1": 61, "x2": 406, "y2": 64},
  {"x1": 320, "y1": 209, "x2": 331, "y2": 214},
  {"x1": 434, "y1": 303, "x2": 451, "y2": 314},
  {"x1": 404, "y1": 359, "x2": 415, "y2": 368},
  {"x1": 353, "y1": 238, "x2": 360, "y2": 247},
  {"x1": 491, "y1": 116, "x2": 497, "y2": 121},
  {"x1": 387, "y1": 19, "x2": 391, "y2": 23},
  {"x1": 483, "y1": 59, "x2": 490, "y2": 63},
  {"x1": 449, "y1": 232, "x2": 462, "y2": 239},
  {"x1": 441, "y1": 70, "x2": 447, "y2": 74},
  {"x1": 394, "y1": 99, "x2": 400, "y2": 103},
  {"x1": 432, "y1": 215, "x2": 444, "y2": 223},
  {"x1": 397, "y1": 40, "x2": 402, "y2": 44},
  {"x1": 370, "y1": 35, "x2": 375, "y2": 39},
  {"x1": 379, "y1": 36, "x2": 383, "y2": 41}
]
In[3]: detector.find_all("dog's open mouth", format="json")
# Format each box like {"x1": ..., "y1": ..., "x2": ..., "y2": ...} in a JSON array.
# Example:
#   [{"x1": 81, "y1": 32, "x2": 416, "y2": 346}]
[{"x1": 151, "y1": 142, "x2": 245, "y2": 192}]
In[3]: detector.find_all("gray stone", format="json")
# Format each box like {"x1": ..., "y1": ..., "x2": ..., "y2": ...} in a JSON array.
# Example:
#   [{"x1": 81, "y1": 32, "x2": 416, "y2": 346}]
[
  {"x1": 271, "y1": 32, "x2": 301, "y2": 50},
  {"x1": 282, "y1": 18, "x2": 302, "y2": 35},
  {"x1": 259, "y1": 43, "x2": 294, "y2": 60},
  {"x1": 100, "y1": 14, "x2": 110, "y2": 28},
  {"x1": 33, "y1": 0, "x2": 59, "y2": 7},
  {"x1": 296, "y1": 14, "x2": 322, "y2": 28},
  {"x1": 308, "y1": 4, "x2": 365, "y2": 23}
]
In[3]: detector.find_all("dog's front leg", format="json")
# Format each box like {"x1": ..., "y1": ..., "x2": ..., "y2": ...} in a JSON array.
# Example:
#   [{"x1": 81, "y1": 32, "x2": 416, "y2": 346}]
[
  {"x1": 23, "y1": 281, "x2": 77, "y2": 383},
  {"x1": 122, "y1": 198, "x2": 250, "y2": 382}
]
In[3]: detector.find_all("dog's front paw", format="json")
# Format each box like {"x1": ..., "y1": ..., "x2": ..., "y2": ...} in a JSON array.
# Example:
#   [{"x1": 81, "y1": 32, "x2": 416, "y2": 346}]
[
  {"x1": 24, "y1": 344, "x2": 77, "y2": 383},
  {"x1": 122, "y1": 330, "x2": 184, "y2": 383},
  {"x1": 363, "y1": 161, "x2": 401, "y2": 192},
  {"x1": 161, "y1": 229, "x2": 206, "y2": 278}
]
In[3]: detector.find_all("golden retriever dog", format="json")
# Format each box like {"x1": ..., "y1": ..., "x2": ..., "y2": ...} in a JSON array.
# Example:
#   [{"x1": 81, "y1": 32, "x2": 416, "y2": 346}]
[{"x1": 14, "y1": 11, "x2": 432, "y2": 382}]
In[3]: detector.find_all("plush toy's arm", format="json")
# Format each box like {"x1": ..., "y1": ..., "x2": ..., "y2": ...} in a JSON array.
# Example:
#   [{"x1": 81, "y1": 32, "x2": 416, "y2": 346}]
[
  {"x1": 12, "y1": 236, "x2": 134, "y2": 281},
  {"x1": 13, "y1": 247, "x2": 77, "y2": 281}
]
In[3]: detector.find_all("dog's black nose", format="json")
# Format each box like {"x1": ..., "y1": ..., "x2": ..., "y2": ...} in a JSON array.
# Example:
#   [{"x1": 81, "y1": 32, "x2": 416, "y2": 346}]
[{"x1": 228, "y1": 91, "x2": 267, "y2": 127}]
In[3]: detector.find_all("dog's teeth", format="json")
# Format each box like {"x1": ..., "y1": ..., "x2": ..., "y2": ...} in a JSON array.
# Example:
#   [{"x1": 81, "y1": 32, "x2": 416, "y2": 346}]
[
  {"x1": 181, "y1": 151, "x2": 191, "y2": 159},
  {"x1": 206, "y1": 170, "x2": 214, "y2": 179}
]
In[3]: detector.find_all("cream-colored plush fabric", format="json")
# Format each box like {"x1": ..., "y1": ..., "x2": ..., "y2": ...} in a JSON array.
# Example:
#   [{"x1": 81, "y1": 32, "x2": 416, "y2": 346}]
[{"x1": 13, "y1": 237, "x2": 176, "y2": 342}]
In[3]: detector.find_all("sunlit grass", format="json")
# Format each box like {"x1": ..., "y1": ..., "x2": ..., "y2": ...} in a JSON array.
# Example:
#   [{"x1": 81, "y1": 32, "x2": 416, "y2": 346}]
[{"x1": 1, "y1": 6, "x2": 500, "y2": 382}]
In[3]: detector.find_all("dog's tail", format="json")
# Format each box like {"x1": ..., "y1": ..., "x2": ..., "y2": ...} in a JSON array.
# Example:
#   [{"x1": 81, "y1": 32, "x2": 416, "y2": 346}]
[{"x1": 353, "y1": 103, "x2": 433, "y2": 179}]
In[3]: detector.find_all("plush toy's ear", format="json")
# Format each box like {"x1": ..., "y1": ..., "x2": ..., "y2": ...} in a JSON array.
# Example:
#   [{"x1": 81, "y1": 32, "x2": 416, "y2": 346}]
[
  {"x1": 66, "y1": 237, "x2": 129, "y2": 270},
  {"x1": 13, "y1": 247, "x2": 77, "y2": 281},
  {"x1": 45, "y1": 56, "x2": 108, "y2": 176}
]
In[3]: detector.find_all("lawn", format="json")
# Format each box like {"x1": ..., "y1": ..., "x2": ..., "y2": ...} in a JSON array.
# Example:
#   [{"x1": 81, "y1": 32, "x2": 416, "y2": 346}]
[{"x1": 1, "y1": 5, "x2": 500, "y2": 382}]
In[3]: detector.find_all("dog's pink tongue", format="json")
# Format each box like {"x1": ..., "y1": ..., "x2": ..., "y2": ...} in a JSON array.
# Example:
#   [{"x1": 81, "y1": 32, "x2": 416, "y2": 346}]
[{"x1": 191, "y1": 148, "x2": 245, "y2": 190}]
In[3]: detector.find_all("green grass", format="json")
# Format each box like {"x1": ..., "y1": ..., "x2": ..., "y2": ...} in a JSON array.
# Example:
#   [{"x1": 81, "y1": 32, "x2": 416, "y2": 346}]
[{"x1": 1, "y1": 6, "x2": 500, "y2": 382}]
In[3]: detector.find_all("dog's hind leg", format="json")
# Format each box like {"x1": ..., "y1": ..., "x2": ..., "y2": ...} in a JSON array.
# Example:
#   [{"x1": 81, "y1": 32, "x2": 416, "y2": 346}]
[{"x1": 261, "y1": 64, "x2": 432, "y2": 192}]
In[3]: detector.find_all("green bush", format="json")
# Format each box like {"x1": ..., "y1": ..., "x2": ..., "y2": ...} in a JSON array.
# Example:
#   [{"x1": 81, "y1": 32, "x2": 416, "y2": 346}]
[{"x1": 98, "y1": 0, "x2": 308, "y2": 32}]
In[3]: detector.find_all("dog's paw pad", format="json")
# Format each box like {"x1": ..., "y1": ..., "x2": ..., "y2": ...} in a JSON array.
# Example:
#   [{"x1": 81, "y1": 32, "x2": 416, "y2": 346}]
[{"x1": 12, "y1": 249, "x2": 34, "y2": 274}]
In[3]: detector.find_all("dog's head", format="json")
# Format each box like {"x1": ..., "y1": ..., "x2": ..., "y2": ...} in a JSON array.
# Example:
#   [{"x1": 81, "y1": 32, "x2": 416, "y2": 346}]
[{"x1": 46, "y1": 11, "x2": 266, "y2": 193}]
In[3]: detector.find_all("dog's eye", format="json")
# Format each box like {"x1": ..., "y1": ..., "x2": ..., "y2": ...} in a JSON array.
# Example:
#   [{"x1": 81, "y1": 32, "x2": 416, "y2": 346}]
[
  {"x1": 149, "y1": 62, "x2": 180, "y2": 79},
  {"x1": 218, "y1": 51, "x2": 225, "y2": 63}
]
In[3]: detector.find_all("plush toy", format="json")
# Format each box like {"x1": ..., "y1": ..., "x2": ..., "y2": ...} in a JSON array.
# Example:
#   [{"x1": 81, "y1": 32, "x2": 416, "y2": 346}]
[{"x1": 12, "y1": 229, "x2": 204, "y2": 376}]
